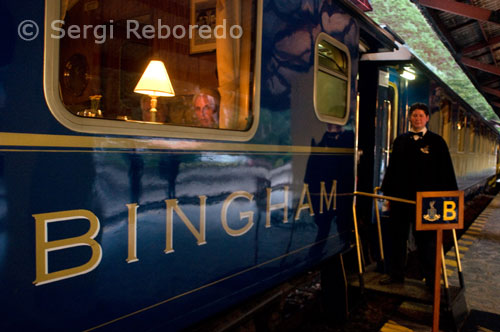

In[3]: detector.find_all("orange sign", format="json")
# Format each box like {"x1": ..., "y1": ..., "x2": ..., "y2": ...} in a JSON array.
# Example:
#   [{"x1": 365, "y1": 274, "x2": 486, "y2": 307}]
[{"x1": 416, "y1": 191, "x2": 464, "y2": 231}]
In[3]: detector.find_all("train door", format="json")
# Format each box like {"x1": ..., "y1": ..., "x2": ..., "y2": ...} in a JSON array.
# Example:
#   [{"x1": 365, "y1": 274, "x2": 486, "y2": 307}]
[
  {"x1": 357, "y1": 66, "x2": 398, "y2": 196},
  {"x1": 374, "y1": 73, "x2": 398, "y2": 190},
  {"x1": 356, "y1": 64, "x2": 398, "y2": 232}
]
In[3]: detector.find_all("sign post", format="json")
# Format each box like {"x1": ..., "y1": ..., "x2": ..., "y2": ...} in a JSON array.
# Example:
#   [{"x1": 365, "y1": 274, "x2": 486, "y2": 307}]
[{"x1": 416, "y1": 191, "x2": 464, "y2": 332}]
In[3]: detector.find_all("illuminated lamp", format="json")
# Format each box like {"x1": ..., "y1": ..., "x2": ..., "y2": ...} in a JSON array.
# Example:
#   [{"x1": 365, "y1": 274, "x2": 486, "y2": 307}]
[
  {"x1": 134, "y1": 60, "x2": 175, "y2": 122},
  {"x1": 400, "y1": 66, "x2": 416, "y2": 80}
]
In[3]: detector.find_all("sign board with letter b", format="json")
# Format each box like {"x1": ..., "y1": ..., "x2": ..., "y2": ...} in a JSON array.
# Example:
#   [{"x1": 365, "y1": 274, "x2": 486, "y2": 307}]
[
  {"x1": 416, "y1": 191, "x2": 464, "y2": 231},
  {"x1": 416, "y1": 190, "x2": 464, "y2": 332}
]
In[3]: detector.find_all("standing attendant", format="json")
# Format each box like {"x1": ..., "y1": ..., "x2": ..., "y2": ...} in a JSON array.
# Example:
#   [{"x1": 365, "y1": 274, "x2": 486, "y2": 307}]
[{"x1": 380, "y1": 102, "x2": 457, "y2": 287}]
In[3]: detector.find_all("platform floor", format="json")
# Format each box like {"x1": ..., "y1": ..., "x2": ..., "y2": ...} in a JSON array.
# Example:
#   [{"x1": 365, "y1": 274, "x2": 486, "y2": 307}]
[{"x1": 446, "y1": 194, "x2": 500, "y2": 316}]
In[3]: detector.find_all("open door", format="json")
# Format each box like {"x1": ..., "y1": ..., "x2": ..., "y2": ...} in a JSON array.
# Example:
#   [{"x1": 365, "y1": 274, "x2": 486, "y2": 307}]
[{"x1": 375, "y1": 78, "x2": 398, "y2": 189}]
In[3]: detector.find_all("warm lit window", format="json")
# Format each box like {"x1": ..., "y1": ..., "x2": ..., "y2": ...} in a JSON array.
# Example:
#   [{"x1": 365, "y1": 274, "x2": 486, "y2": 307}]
[
  {"x1": 457, "y1": 109, "x2": 466, "y2": 152},
  {"x1": 440, "y1": 99, "x2": 451, "y2": 146},
  {"x1": 313, "y1": 33, "x2": 351, "y2": 125},
  {"x1": 468, "y1": 118, "x2": 475, "y2": 153},
  {"x1": 45, "y1": 0, "x2": 258, "y2": 140}
]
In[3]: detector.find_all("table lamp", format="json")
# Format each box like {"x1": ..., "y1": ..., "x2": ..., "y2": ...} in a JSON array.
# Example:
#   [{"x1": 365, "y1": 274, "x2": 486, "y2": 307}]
[{"x1": 134, "y1": 60, "x2": 175, "y2": 122}]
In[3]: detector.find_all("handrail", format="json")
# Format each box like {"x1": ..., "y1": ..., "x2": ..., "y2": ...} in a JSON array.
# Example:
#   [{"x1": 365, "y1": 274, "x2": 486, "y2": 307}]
[
  {"x1": 353, "y1": 191, "x2": 416, "y2": 205},
  {"x1": 351, "y1": 190, "x2": 465, "y2": 292},
  {"x1": 350, "y1": 190, "x2": 415, "y2": 290},
  {"x1": 372, "y1": 187, "x2": 385, "y2": 272}
]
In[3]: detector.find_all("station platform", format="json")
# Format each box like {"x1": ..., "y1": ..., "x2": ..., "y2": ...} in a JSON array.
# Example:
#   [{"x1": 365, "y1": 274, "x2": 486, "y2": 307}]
[{"x1": 378, "y1": 193, "x2": 500, "y2": 332}]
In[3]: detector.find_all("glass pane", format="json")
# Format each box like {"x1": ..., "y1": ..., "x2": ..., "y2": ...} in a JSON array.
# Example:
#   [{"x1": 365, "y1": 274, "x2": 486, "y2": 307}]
[
  {"x1": 458, "y1": 110, "x2": 466, "y2": 152},
  {"x1": 58, "y1": 0, "x2": 255, "y2": 131},
  {"x1": 316, "y1": 70, "x2": 347, "y2": 118},
  {"x1": 318, "y1": 41, "x2": 347, "y2": 76},
  {"x1": 441, "y1": 99, "x2": 451, "y2": 146}
]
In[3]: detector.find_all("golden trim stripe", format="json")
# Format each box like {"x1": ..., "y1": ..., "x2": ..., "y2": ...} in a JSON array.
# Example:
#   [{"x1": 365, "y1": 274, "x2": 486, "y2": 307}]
[{"x1": 0, "y1": 132, "x2": 353, "y2": 154}]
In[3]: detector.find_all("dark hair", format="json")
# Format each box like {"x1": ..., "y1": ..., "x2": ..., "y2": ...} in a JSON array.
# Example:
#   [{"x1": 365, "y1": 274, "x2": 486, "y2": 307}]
[{"x1": 409, "y1": 102, "x2": 429, "y2": 116}]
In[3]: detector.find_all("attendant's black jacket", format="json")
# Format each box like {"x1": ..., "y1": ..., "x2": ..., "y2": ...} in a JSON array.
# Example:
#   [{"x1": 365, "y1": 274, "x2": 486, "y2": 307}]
[{"x1": 381, "y1": 131, "x2": 458, "y2": 200}]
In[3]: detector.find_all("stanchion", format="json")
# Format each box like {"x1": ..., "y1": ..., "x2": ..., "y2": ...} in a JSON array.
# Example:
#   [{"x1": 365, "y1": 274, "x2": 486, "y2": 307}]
[
  {"x1": 352, "y1": 199, "x2": 364, "y2": 291},
  {"x1": 352, "y1": 191, "x2": 415, "y2": 290},
  {"x1": 452, "y1": 229, "x2": 465, "y2": 288},
  {"x1": 372, "y1": 187, "x2": 386, "y2": 273},
  {"x1": 433, "y1": 229, "x2": 443, "y2": 332}
]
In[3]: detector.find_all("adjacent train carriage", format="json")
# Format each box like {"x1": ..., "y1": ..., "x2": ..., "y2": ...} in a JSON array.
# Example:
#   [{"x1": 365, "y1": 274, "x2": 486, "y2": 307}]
[{"x1": 0, "y1": 1, "x2": 397, "y2": 331}]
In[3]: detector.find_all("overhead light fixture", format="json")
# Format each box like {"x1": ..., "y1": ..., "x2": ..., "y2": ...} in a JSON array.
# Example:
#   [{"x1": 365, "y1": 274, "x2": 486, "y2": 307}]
[
  {"x1": 134, "y1": 60, "x2": 175, "y2": 122},
  {"x1": 400, "y1": 66, "x2": 416, "y2": 80}
]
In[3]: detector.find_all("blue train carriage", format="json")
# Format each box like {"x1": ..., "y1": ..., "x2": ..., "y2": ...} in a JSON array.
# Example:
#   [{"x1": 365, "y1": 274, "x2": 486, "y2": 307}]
[
  {"x1": 0, "y1": 0, "x2": 397, "y2": 331},
  {"x1": 357, "y1": 40, "x2": 500, "y2": 203}
]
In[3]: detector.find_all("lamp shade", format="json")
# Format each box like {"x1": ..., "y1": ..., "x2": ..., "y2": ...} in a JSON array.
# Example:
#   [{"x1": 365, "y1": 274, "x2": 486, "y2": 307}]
[{"x1": 134, "y1": 60, "x2": 175, "y2": 97}]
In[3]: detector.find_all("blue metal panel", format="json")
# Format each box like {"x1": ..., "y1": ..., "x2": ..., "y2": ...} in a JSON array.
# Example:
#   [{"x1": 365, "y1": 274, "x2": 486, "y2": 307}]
[{"x1": 0, "y1": 1, "x2": 358, "y2": 330}]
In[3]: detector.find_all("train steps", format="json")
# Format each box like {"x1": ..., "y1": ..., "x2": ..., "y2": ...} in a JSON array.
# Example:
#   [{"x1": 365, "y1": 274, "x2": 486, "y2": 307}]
[{"x1": 347, "y1": 267, "x2": 467, "y2": 332}]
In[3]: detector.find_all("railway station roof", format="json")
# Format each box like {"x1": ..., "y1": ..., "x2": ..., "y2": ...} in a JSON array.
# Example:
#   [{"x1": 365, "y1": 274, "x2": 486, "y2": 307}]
[{"x1": 413, "y1": 0, "x2": 500, "y2": 119}]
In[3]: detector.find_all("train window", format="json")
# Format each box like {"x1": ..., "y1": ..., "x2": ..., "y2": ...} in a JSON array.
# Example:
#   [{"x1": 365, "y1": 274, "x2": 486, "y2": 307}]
[
  {"x1": 474, "y1": 121, "x2": 481, "y2": 153},
  {"x1": 44, "y1": 0, "x2": 261, "y2": 140},
  {"x1": 479, "y1": 124, "x2": 486, "y2": 154},
  {"x1": 440, "y1": 99, "x2": 452, "y2": 146},
  {"x1": 469, "y1": 118, "x2": 475, "y2": 153},
  {"x1": 428, "y1": 109, "x2": 440, "y2": 135},
  {"x1": 313, "y1": 33, "x2": 351, "y2": 125},
  {"x1": 457, "y1": 109, "x2": 466, "y2": 152},
  {"x1": 491, "y1": 134, "x2": 497, "y2": 155}
]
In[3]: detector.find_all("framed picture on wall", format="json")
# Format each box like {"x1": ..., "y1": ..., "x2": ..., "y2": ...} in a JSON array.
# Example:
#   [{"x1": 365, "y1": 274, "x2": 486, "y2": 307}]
[{"x1": 190, "y1": 0, "x2": 217, "y2": 54}]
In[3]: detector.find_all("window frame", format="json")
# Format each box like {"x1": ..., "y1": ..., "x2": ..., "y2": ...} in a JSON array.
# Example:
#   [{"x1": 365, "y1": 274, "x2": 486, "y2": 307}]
[
  {"x1": 43, "y1": 1, "x2": 262, "y2": 141},
  {"x1": 313, "y1": 32, "x2": 351, "y2": 125}
]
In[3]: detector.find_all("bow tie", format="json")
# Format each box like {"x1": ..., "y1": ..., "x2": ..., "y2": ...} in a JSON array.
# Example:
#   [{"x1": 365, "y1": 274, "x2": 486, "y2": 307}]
[{"x1": 410, "y1": 132, "x2": 423, "y2": 140}]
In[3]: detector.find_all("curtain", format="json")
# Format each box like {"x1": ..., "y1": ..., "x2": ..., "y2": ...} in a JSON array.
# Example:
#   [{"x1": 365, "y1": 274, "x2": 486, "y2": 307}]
[
  {"x1": 216, "y1": 0, "x2": 252, "y2": 130},
  {"x1": 61, "y1": 0, "x2": 80, "y2": 20}
]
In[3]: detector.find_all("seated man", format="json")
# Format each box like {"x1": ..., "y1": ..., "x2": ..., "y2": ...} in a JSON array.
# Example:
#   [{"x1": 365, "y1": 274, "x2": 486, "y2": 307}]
[{"x1": 193, "y1": 88, "x2": 220, "y2": 128}]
